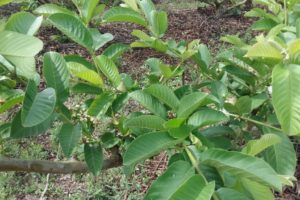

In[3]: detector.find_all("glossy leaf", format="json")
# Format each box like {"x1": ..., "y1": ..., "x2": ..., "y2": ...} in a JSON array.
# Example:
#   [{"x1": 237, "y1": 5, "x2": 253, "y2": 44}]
[
  {"x1": 150, "y1": 10, "x2": 168, "y2": 37},
  {"x1": 21, "y1": 81, "x2": 56, "y2": 127},
  {"x1": 84, "y1": 144, "x2": 103, "y2": 176},
  {"x1": 123, "y1": 131, "x2": 181, "y2": 167},
  {"x1": 81, "y1": 0, "x2": 98, "y2": 24},
  {"x1": 87, "y1": 93, "x2": 115, "y2": 117},
  {"x1": 216, "y1": 188, "x2": 251, "y2": 200},
  {"x1": 177, "y1": 92, "x2": 208, "y2": 118},
  {"x1": 102, "y1": 43, "x2": 130, "y2": 61},
  {"x1": 34, "y1": 4, "x2": 75, "y2": 16},
  {"x1": 246, "y1": 41, "x2": 283, "y2": 60},
  {"x1": 58, "y1": 123, "x2": 82, "y2": 158}
]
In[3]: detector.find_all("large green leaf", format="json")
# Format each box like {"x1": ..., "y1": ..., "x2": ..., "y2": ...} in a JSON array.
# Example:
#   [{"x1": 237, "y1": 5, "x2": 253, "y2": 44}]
[
  {"x1": 34, "y1": 4, "x2": 75, "y2": 16},
  {"x1": 84, "y1": 144, "x2": 103, "y2": 176},
  {"x1": 89, "y1": 28, "x2": 113, "y2": 51},
  {"x1": 123, "y1": 131, "x2": 181, "y2": 167},
  {"x1": 263, "y1": 129, "x2": 297, "y2": 176},
  {"x1": 216, "y1": 188, "x2": 251, "y2": 200},
  {"x1": 58, "y1": 123, "x2": 82, "y2": 158},
  {"x1": 272, "y1": 63, "x2": 300, "y2": 135},
  {"x1": 0, "y1": 31, "x2": 43, "y2": 57},
  {"x1": 87, "y1": 93, "x2": 115, "y2": 117},
  {"x1": 95, "y1": 55, "x2": 122, "y2": 89},
  {"x1": 67, "y1": 61, "x2": 103, "y2": 87},
  {"x1": 137, "y1": 0, "x2": 155, "y2": 21},
  {"x1": 145, "y1": 84, "x2": 179, "y2": 110},
  {"x1": 5, "y1": 56, "x2": 38, "y2": 80},
  {"x1": 239, "y1": 178, "x2": 274, "y2": 200},
  {"x1": 81, "y1": 0, "x2": 98, "y2": 24},
  {"x1": 149, "y1": 10, "x2": 168, "y2": 37},
  {"x1": 201, "y1": 149, "x2": 282, "y2": 191},
  {"x1": 129, "y1": 90, "x2": 166, "y2": 118},
  {"x1": 5, "y1": 12, "x2": 42, "y2": 36},
  {"x1": 43, "y1": 52, "x2": 70, "y2": 103},
  {"x1": 145, "y1": 161, "x2": 195, "y2": 200},
  {"x1": 242, "y1": 134, "x2": 281, "y2": 156},
  {"x1": 21, "y1": 80, "x2": 56, "y2": 127},
  {"x1": 188, "y1": 108, "x2": 228, "y2": 129},
  {"x1": 125, "y1": 115, "x2": 166, "y2": 130},
  {"x1": 246, "y1": 41, "x2": 283, "y2": 60},
  {"x1": 48, "y1": 13, "x2": 93, "y2": 51},
  {"x1": 177, "y1": 92, "x2": 208, "y2": 118},
  {"x1": 10, "y1": 112, "x2": 53, "y2": 138},
  {"x1": 169, "y1": 177, "x2": 214, "y2": 200},
  {"x1": 102, "y1": 7, "x2": 147, "y2": 27},
  {"x1": 102, "y1": 43, "x2": 130, "y2": 61}
]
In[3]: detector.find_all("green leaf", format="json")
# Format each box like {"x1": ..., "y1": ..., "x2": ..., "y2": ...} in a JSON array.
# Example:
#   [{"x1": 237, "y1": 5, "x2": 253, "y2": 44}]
[
  {"x1": 272, "y1": 64, "x2": 300, "y2": 135},
  {"x1": 288, "y1": 39, "x2": 300, "y2": 55},
  {"x1": 10, "y1": 112, "x2": 53, "y2": 138},
  {"x1": 89, "y1": 28, "x2": 113, "y2": 51},
  {"x1": 87, "y1": 93, "x2": 115, "y2": 117},
  {"x1": 48, "y1": 13, "x2": 93, "y2": 51},
  {"x1": 296, "y1": 18, "x2": 300, "y2": 38},
  {"x1": 34, "y1": 4, "x2": 75, "y2": 16},
  {"x1": 192, "y1": 44, "x2": 211, "y2": 72},
  {"x1": 145, "y1": 161, "x2": 195, "y2": 200},
  {"x1": 246, "y1": 41, "x2": 283, "y2": 60},
  {"x1": 129, "y1": 90, "x2": 167, "y2": 118},
  {"x1": 0, "y1": 0, "x2": 12, "y2": 6},
  {"x1": 0, "y1": 31, "x2": 43, "y2": 57},
  {"x1": 263, "y1": 129, "x2": 297, "y2": 176},
  {"x1": 125, "y1": 115, "x2": 166, "y2": 130},
  {"x1": 71, "y1": 82, "x2": 102, "y2": 94},
  {"x1": 67, "y1": 61, "x2": 103, "y2": 87},
  {"x1": 43, "y1": 52, "x2": 70, "y2": 103},
  {"x1": 58, "y1": 123, "x2": 82, "y2": 158},
  {"x1": 95, "y1": 55, "x2": 122, "y2": 88},
  {"x1": 177, "y1": 92, "x2": 208, "y2": 118},
  {"x1": 84, "y1": 144, "x2": 103, "y2": 176},
  {"x1": 123, "y1": 131, "x2": 181, "y2": 167},
  {"x1": 168, "y1": 125, "x2": 191, "y2": 139},
  {"x1": 150, "y1": 10, "x2": 168, "y2": 37},
  {"x1": 221, "y1": 35, "x2": 248, "y2": 48},
  {"x1": 103, "y1": 7, "x2": 147, "y2": 27},
  {"x1": 201, "y1": 149, "x2": 282, "y2": 191},
  {"x1": 242, "y1": 134, "x2": 281, "y2": 156},
  {"x1": 21, "y1": 81, "x2": 56, "y2": 127},
  {"x1": 102, "y1": 43, "x2": 130, "y2": 61},
  {"x1": 240, "y1": 178, "x2": 274, "y2": 200},
  {"x1": 188, "y1": 108, "x2": 228, "y2": 129},
  {"x1": 81, "y1": 0, "x2": 98, "y2": 24},
  {"x1": 137, "y1": 0, "x2": 155, "y2": 21},
  {"x1": 0, "y1": 94, "x2": 23, "y2": 114},
  {"x1": 145, "y1": 84, "x2": 179, "y2": 110},
  {"x1": 216, "y1": 188, "x2": 251, "y2": 200},
  {"x1": 5, "y1": 12, "x2": 42, "y2": 36}
]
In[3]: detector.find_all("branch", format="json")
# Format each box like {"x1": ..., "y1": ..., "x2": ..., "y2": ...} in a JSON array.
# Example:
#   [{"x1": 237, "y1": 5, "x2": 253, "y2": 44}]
[{"x1": 0, "y1": 154, "x2": 122, "y2": 174}]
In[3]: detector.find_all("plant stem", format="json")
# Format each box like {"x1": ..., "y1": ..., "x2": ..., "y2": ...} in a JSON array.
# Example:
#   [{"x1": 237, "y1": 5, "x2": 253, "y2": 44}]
[{"x1": 228, "y1": 113, "x2": 282, "y2": 132}]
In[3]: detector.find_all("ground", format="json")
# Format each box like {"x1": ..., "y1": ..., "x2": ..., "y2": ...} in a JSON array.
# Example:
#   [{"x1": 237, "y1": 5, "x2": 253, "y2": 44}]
[{"x1": 0, "y1": 1, "x2": 300, "y2": 200}]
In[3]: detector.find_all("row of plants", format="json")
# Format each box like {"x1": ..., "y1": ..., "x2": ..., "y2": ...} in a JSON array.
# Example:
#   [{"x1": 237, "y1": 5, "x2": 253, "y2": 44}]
[{"x1": 0, "y1": 0, "x2": 300, "y2": 199}]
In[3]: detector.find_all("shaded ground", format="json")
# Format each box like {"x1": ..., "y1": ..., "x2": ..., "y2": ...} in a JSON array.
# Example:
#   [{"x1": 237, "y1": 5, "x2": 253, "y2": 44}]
[{"x1": 1, "y1": 2, "x2": 300, "y2": 200}]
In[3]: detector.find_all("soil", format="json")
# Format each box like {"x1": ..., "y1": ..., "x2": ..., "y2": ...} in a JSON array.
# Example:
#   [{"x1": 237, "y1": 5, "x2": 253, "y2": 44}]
[{"x1": 1, "y1": 2, "x2": 300, "y2": 200}]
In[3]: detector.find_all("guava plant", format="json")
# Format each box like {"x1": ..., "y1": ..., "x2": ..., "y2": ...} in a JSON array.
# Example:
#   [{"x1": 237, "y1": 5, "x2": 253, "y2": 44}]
[{"x1": 0, "y1": 0, "x2": 300, "y2": 199}]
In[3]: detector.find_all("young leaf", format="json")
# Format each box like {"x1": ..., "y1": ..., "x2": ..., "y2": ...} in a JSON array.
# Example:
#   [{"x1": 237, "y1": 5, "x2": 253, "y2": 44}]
[
  {"x1": 48, "y1": 13, "x2": 93, "y2": 52},
  {"x1": 177, "y1": 92, "x2": 208, "y2": 118},
  {"x1": 149, "y1": 10, "x2": 168, "y2": 38},
  {"x1": 89, "y1": 28, "x2": 113, "y2": 51},
  {"x1": 95, "y1": 55, "x2": 122, "y2": 89},
  {"x1": 103, "y1": 7, "x2": 147, "y2": 27},
  {"x1": 81, "y1": 0, "x2": 98, "y2": 24},
  {"x1": 125, "y1": 115, "x2": 166, "y2": 130},
  {"x1": 246, "y1": 41, "x2": 283, "y2": 60},
  {"x1": 43, "y1": 52, "x2": 70, "y2": 103},
  {"x1": 188, "y1": 108, "x2": 228, "y2": 129},
  {"x1": 272, "y1": 64, "x2": 300, "y2": 135},
  {"x1": 129, "y1": 90, "x2": 167, "y2": 118},
  {"x1": 5, "y1": 12, "x2": 43, "y2": 36},
  {"x1": 201, "y1": 149, "x2": 282, "y2": 191},
  {"x1": 137, "y1": 0, "x2": 155, "y2": 21},
  {"x1": 145, "y1": 84, "x2": 179, "y2": 110},
  {"x1": 242, "y1": 134, "x2": 281, "y2": 156},
  {"x1": 58, "y1": 123, "x2": 82, "y2": 158},
  {"x1": 21, "y1": 80, "x2": 56, "y2": 127},
  {"x1": 123, "y1": 131, "x2": 182, "y2": 167},
  {"x1": 10, "y1": 112, "x2": 53, "y2": 138},
  {"x1": 67, "y1": 61, "x2": 103, "y2": 87},
  {"x1": 145, "y1": 161, "x2": 195, "y2": 200},
  {"x1": 84, "y1": 144, "x2": 103, "y2": 176}
]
